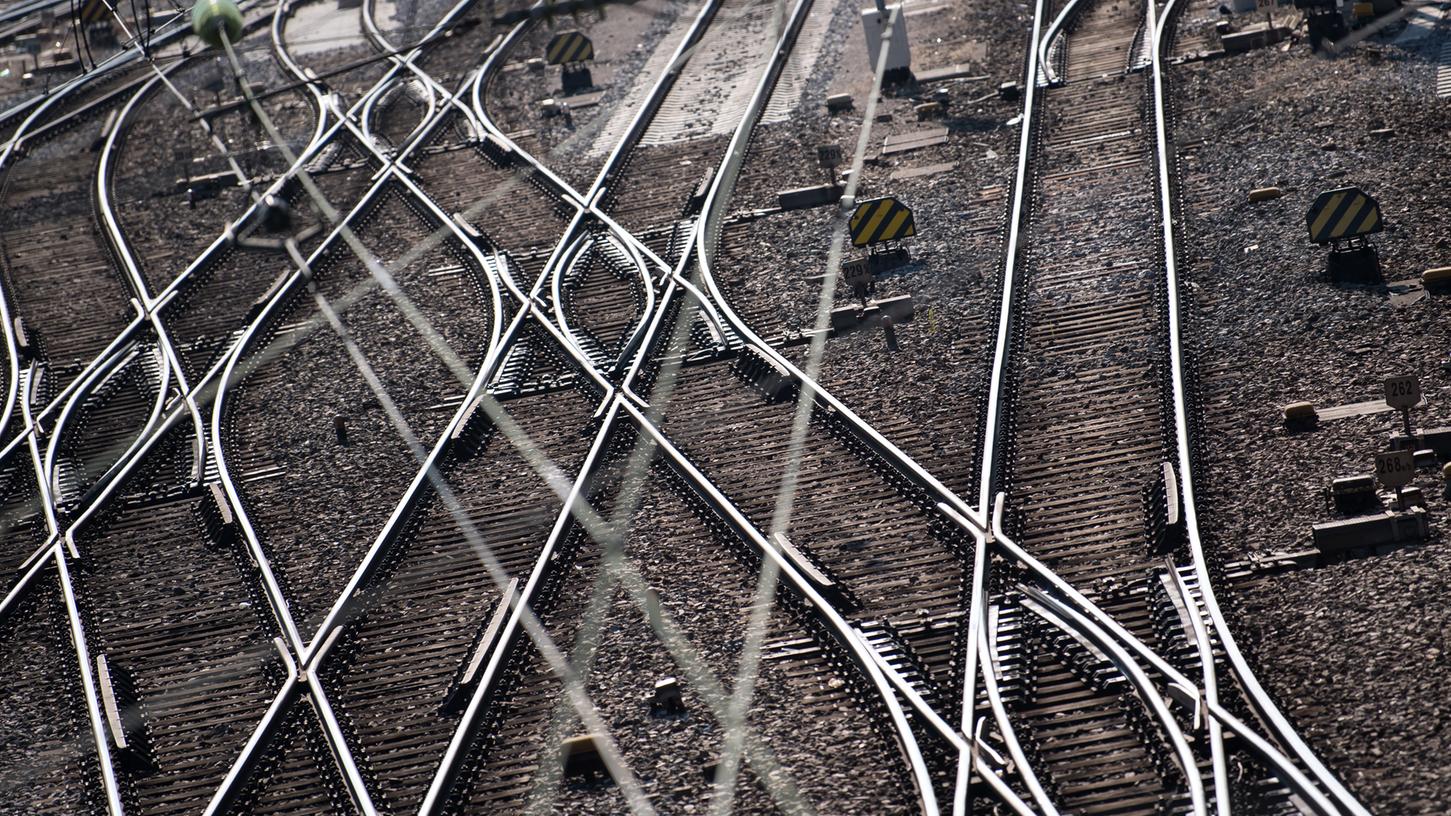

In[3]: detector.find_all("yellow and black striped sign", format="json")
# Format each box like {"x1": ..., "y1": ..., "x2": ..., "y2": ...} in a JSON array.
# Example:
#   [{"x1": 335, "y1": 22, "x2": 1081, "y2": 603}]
[
  {"x1": 849, "y1": 196, "x2": 916, "y2": 247},
  {"x1": 79, "y1": 0, "x2": 110, "y2": 24},
  {"x1": 1306, "y1": 186, "x2": 1382, "y2": 245},
  {"x1": 546, "y1": 30, "x2": 594, "y2": 65}
]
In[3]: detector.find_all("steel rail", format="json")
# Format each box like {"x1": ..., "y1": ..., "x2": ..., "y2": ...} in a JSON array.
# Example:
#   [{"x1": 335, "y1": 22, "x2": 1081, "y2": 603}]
[
  {"x1": 1148, "y1": 0, "x2": 1370, "y2": 811},
  {"x1": 193, "y1": 5, "x2": 565, "y2": 809},
  {"x1": 950, "y1": 0, "x2": 1056, "y2": 807},
  {"x1": 54, "y1": 549, "x2": 127, "y2": 815},
  {"x1": 43, "y1": 6, "x2": 390, "y2": 808},
  {"x1": 1168, "y1": 561, "x2": 1229, "y2": 816},
  {"x1": 22, "y1": 3, "x2": 514, "y2": 809},
  {"x1": 617, "y1": 394, "x2": 943, "y2": 816},
  {"x1": 1038, "y1": 0, "x2": 1086, "y2": 86},
  {"x1": 0, "y1": 5, "x2": 208, "y2": 135},
  {"x1": 0, "y1": 3, "x2": 372, "y2": 507},
  {"x1": 42, "y1": 342, "x2": 170, "y2": 515},
  {"x1": 202, "y1": 638, "x2": 300, "y2": 815},
  {"x1": 0, "y1": 53, "x2": 178, "y2": 484},
  {"x1": 460, "y1": 2, "x2": 729, "y2": 328},
  {"x1": 550, "y1": 230, "x2": 657, "y2": 373},
  {"x1": 685, "y1": 12, "x2": 986, "y2": 528},
  {"x1": 65, "y1": 63, "x2": 213, "y2": 505},
  {"x1": 490, "y1": 245, "x2": 953, "y2": 814},
  {"x1": 410, "y1": 3, "x2": 808, "y2": 811},
  {"x1": 414, "y1": 392, "x2": 630, "y2": 816},
  {"x1": 210, "y1": 0, "x2": 502, "y2": 655},
  {"x1": 521, "y1": 0, "x2": 721, "y2": 370},
  {"x1": 0, "y1": 59, "x2": 364, "y2": 618},
  {"x1": 620, "y1": 0, "x2": 1050, "y2": 809},
  {"x1": 971, "y1": 0, "x2": 1222, "y2": 809},
  {"x1": 1030, "y1": 580, "x2": 1344, "y2": 815},
  {"x1": 976, "y1": 595, "x2": 1057, "y2": 815}
]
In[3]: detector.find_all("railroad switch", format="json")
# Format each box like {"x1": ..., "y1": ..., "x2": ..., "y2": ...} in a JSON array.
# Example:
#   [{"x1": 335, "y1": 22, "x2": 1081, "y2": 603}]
[
  {"x1": 651, "y1": 677, "x2": 685, "y2": 714},
  {"x1": 825, "y1": 93, "x2": 854, "y2": 113},
  {"x1": 1282, "y1": 401, "x2": 1317, "y2": 428},
  {"x1": 1312, "y1": 508, "x2": 1429, "y2": 557},
  {"x1": 561, "y1": 734, "x2": 609, "y2": 781},
  {"x1": 1328, "y1": 475, "x2": 1378, "y2": 515},
  {"x1": 1325, "y1": 242, "x2": 1382, "y2": 284},
  {"x1": 829, "y1": 293, "x2": 914, "y2": 336}
]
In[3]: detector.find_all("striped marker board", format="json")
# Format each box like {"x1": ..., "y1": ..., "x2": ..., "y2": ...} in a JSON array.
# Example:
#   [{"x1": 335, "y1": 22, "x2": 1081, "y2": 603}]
[
  {"x1": 848, "y1": 196, "x2": 916, "y2": 248},
  {"x1": 1305, "y1": 186, "x2": 1382, "y2": 245},
  {"x1": 546, "y1": 30, "x2": 594, "y2": 65},
  {"x1": 79, "y1": 0, "x2": 110, "y2": 23}
]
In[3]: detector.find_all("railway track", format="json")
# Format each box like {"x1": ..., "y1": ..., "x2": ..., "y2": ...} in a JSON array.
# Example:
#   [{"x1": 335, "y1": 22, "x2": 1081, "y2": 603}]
[
  {"x1": 986, "y1": 0, "x2": 1238, "y2": 807},
  {"x1": 0, "y1": 1, "x2": 524, "y2": 811},
  {"x1": 970, "y1": 0, "x2": 1375, "y2": 812},
  {"x1": 309, "y1": 0, "x2": 958, "y2": 810},
  {"x1": 0, "y1": 571, "x2": 102, "y2": 812},
  {"x1": 65, "y1": 426, "x2": 290, "y2": 816},
  {"x1": 0, "y1": 0, "x2": 1394, "y2": 811},
  {"x1": 219, "y1": 183, "x2": 495, "y2": 635}
]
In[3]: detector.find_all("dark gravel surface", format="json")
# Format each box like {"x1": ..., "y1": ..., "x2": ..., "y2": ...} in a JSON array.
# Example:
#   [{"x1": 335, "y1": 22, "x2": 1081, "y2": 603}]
[
  {"x1": 710, "y1": 0, "x2": 1029, "y2": 500},
  {"x1": 483, "y1": 0, "x2": 693, "y2": 193},
  {"x1": 226, "y1": 187, "x2": 493, "y2": 639},
  {"x1": 449, "y1": 458, "x2": 919, "y2": 814},
  {"x1": 111, "y1": 48, "x2": 318, "y2": 296},
  {"x1": 1170, "y1": 26, "x2": 1451, "y2": 814}
]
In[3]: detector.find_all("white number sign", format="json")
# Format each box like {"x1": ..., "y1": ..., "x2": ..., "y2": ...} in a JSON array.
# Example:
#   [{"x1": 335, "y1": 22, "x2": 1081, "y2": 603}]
[
  {"x1": 1384, "y1": 375, "x2": 1421, "y2": 410},
  {"x1": 1374, "y1": 450, "x2": 1416, "y2": 489}
]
